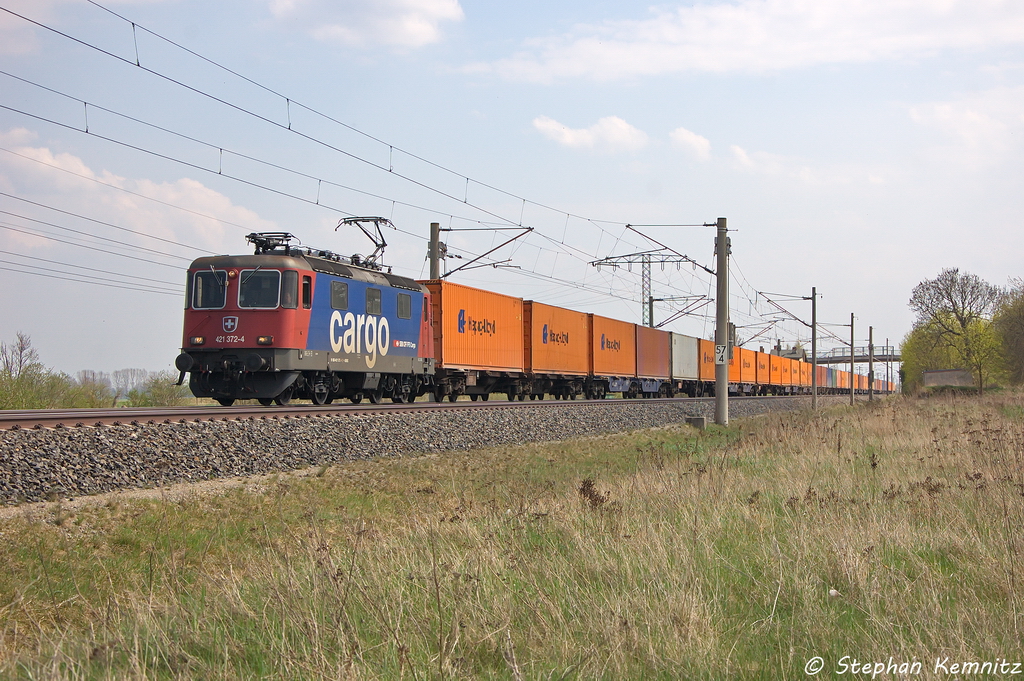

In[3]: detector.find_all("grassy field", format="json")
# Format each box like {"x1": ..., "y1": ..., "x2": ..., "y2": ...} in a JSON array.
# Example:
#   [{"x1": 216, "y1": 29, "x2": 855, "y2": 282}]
[{"x1": 1, "y1": 394, "x2": 1022, "y2": 679}]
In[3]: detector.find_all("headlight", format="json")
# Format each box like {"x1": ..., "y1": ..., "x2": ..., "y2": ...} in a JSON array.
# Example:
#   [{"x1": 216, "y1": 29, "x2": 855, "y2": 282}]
[
  {"x1": 190, "y1": 336, "x2": 205, "y2": 345},
  {"x1": 257, "y1": 336, "x2": 274, "y2": 346}
]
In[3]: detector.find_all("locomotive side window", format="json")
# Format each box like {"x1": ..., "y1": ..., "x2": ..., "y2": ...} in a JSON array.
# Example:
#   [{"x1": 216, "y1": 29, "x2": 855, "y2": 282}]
[
  {"x1": 281, "y1": 270, "x2": 298, "y2": 309},
  {"x1": 302, "y1": 276, "x2": 312, "y2": 309},
  {"x1": 331, "y1": 281, "x2": 348, "y2": 310},
  {"x1": 192, "y1": 270, "x2": 227, "y2": 309},
  {"x1": 397, "y1": 293, "x2": 412, "y2": 319},
  {"x1": 366, "y1": 288, "x2": 382, "y2": 315},
  {"x1": 239, "y1": 269, "x2": 281, "y2": 308}
]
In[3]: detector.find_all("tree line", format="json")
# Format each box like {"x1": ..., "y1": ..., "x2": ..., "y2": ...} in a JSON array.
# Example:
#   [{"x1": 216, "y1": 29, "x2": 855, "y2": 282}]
[
  {"x1": 901, "y1": 269, "x2": 1024, "y2": 392},
  {"x1": 0, "y1": 333, "x2": 192, "y2": 409}
]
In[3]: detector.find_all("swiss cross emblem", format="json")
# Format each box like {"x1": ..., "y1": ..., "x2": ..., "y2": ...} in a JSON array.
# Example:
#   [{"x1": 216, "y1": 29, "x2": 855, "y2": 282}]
[{"x1": 222, "y1": 316, "x2": 238, "y2": 333}]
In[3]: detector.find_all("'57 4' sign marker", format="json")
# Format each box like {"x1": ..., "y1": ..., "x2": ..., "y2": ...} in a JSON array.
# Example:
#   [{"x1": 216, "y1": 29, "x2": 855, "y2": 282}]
[{"x1": 714, "y1": 344, "x2": 728, "y2": 365}]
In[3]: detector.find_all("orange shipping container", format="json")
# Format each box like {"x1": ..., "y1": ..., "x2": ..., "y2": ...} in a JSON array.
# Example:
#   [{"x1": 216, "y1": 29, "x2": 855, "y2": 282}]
[
  {"x1": 756, "y1": 352, "x2": 769, "y2": 385},
  {"x1": 769, "y1": 354, "x2": 783, "y2": 386},
  {"x1": 636, "y1": 326, "x2": 670, "y2": 379},
  {"x1": 590, "y1": 314, "x2": 637, "y2": 377},
  {"x1": 698, "y1": 339, "x2": 716, "y2": 381},
  {"x1": 740, "y1": 348, "x2": 757, "y2": 383},
  {"x1": 524, "y1": 301, "x2": 590, "y2": 375},
  {"x1": 728, "y1": 350, "x2": 740, "y2": 382},
  {"x1": 423, "y1": 280, "x2": 523, "y2": 372},
  {"x1": 799, "y1": 361, "x2": 810, "y2": 387},
  {"x1": 780, "y1": 358, "x2": 792, "y2": 385}
]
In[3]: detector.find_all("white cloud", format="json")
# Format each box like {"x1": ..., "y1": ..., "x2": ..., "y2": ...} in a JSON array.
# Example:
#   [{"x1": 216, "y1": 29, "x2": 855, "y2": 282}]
[
  {"x1": 270, "y1": 0, "x2": 464, "y2": 49},
  {"x1": 533, "y1": 116, "x2": 649, "y2": 153},
  {"x1": 728, "y1": 143, "x2": 887, "y2": 185},
  {"x1": 909, "y1": 86, "x2": 1024, "y2": 157},
  {"x1": 730, "y1": 145, "x2": 755, "y2": 169},
  {"x1": 0, "y1": 131, "x2": 276, "y2": 255},
  {"x1": 475, "y1": 0, "x2": 1024, "y2": 83},
  {"x1": 670, "y1": 127, "x2": 711, "y2": 160}
]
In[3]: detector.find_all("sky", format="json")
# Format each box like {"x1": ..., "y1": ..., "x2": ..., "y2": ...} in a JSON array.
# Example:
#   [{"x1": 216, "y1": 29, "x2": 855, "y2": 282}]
[{"x1": 0, "y1": 0, "x2": 1022, "y2": 376}]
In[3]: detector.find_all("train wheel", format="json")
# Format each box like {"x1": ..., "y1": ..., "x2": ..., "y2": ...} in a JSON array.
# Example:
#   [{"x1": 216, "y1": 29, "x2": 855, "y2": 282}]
[
  {"x1": 470, "y1": 394, "x2": 479, "y2": 401},
  {"x1": 448, "y1": 393, "x2": 459, "y2": 402},
  {"x1": 274, "y1": 388, "x2": 293, "y2": 406},
  {"x1": 350, "y1": 394, "x2": 363, "y2": 404},
  {"x1": 217, "y1": 398, "x2": 235, "y2": 407},
  {"x1": 258, "y1": 398, "x2": 274, "y2": 407},
  {"x1": 482, "y1": 394, "x2": 489, "y2": 401},
  {"x1": 569, "y1": 393, "x2": 576, "y2": 400},
  {"x1": 312, "y1": 390, "x2": 329, "y2": 406},
  {"x1": 368, "y1": 389, "x2": 383, "y2": 404},
  {"x1": 518, "y1": 393, "x2": 526, "y2": 401}
]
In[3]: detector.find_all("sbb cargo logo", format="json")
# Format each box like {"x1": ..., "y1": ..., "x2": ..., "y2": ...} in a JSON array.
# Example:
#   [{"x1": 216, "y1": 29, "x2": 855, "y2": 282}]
[
  {"x1": 600, "y1": 334, "x2": 621, "y2": 352},
  {"x1": 457, "y1": 309, "x2": 497, "y2": 336},
  {"x1": 329, "y1": 311, "x2": 390, "y2": 369},
  {"x1": 542, "y1": 324, "x2": 569, "y2": 345}
]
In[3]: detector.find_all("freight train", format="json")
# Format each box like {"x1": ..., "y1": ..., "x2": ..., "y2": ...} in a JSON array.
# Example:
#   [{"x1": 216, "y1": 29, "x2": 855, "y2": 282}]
[{"x1": 174, "y1": 231, "x2": 894, "y2": 406}]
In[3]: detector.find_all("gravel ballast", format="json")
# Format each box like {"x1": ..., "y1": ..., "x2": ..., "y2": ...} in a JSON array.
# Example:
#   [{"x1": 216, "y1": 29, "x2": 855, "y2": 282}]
[{"x1": 0, "y1": 396, "x2": 851, "y2": 505}]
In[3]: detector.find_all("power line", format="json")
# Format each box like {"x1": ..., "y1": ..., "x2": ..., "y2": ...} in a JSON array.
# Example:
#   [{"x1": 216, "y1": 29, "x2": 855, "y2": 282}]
[
  {"x1": 0, "y1": 146, "x2": 267, "y2": 233},
  {"x1": 0, "y1": 207, "x2": 192, "y2": 261},
  {"x1": 0, "y1": 221, "x2": 184, "y2": 269},
  {"x1": 0, "y1": 262, "x2": 181, "y2": 295},
  {"x1": 80, "y1": 0, "x2": 640, "y2": 241},
  {"x1": 0, "y1": 2, "x2": 649, "y2": 265},
  {"x1": 0, "y1": 249, "x2": 182, "y2": 286},
  {"x1": 0, "y1": 189, "x2": 205, "y2": 255},
  {"x1": 0, "y1": 70, "x2": 528, "y2": 235}
]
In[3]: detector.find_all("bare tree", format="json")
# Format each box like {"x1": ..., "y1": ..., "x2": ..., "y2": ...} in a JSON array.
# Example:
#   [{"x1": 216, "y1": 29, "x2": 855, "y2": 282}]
[
  {"x1": 0, "y1": 332, "x2": 41, "y2": 379},
  {"x1": 908, "y1": 268, "x2": 1002, "y2": 392},
  {"x1": 112, "y1": 368, "x2": 150, "y2": 405}
]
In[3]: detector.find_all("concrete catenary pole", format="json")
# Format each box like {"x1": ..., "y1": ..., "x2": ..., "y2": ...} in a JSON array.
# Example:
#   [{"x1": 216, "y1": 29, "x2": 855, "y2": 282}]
[
  {"x1": 715, "y1": 217, "x2": 730, "y2": 426},
  {"x1": 429, "y1": 222, "x2": 440, "y2": 279},
  {"x1": 868, "y1": 326, "x2": 875, "y2": 402},
  {"x1": 811, "y1": 286, "x2": 817, "y2": 410},
  {"x1": 850, "y1": 312, "x2": 855, "y2": 406}
]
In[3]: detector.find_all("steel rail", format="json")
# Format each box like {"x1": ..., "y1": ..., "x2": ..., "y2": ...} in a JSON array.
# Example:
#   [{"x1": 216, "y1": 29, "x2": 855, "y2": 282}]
[{"x1": 0, "y1": 394, "x2": 821, "y2": 431}]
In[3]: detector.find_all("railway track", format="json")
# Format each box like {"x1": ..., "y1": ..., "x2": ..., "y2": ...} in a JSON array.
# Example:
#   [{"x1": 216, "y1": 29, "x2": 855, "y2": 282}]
[{"x1": 0, "y1": 395, "x2": 836, "y2": 431}]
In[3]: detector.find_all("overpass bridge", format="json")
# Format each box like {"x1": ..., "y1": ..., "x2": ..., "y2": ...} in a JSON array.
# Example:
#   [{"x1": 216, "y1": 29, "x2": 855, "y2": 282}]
[{"x1": 814, "y1": 346, "x2": 901, "y2": 365}]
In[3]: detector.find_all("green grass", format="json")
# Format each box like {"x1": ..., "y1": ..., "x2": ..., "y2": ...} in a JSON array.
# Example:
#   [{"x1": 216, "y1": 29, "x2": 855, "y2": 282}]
[{"x1": 1, "y1": 394, "x2": 1023, "y2": 678}]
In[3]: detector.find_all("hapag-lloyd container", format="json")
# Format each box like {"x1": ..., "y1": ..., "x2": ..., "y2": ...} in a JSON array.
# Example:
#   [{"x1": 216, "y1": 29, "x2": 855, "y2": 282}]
[
  {"x1": 524, "y1": 301, "x2": 590, "y2": 375},
  {"x1": 698, "y1": 338, "x2": 715, "y2": 382},
  {"x1": 739, "y1": 347, "x2": 757, "y2": 383},
  {"x1": 422, "y1": 280, "x2": 523, "y2": 372},
  {"x1": 755, "y1": 351, "x2": 770, "y2": 385},
  {"x1": 769, "y1": 354, "x2": 783, "y2": 386},
  {"x1": 589, "y1": 314, "x2": 636, "y2": 377},
  {"x1": 636, "y1": 326, "x2": 670, "y2": 379}
]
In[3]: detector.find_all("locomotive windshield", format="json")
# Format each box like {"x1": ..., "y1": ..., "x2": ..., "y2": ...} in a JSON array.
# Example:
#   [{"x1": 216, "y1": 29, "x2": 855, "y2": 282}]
[
  {"x1": 239, "y1": 269, "x2": 282, "y2": 308},
  {"x1": 192, "y1": 270, "x2": 227, "y2": 309}
]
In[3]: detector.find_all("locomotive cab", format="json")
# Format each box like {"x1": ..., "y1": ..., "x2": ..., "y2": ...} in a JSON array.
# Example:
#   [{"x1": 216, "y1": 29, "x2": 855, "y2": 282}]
[{"x1": 175, "y1": 231, "x2": 435, "y2": 406}]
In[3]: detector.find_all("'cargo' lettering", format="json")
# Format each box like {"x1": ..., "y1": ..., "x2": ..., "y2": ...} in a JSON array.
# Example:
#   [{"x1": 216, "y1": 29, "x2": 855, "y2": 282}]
[{"x1": 329, "y1": 310, "x2": 390, "y2": 367}]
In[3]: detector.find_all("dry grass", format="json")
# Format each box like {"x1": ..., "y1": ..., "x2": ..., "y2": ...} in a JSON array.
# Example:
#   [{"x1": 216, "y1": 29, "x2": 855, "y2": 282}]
[{"x1": 1, "y1": 393, "x2": 1023, "y2": 679}]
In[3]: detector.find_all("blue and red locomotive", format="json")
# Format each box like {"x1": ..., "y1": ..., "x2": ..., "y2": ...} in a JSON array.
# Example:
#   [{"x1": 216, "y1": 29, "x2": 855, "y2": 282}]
[{"x1": 174, "y1": 226, "x2": 435, "y2": 406}]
